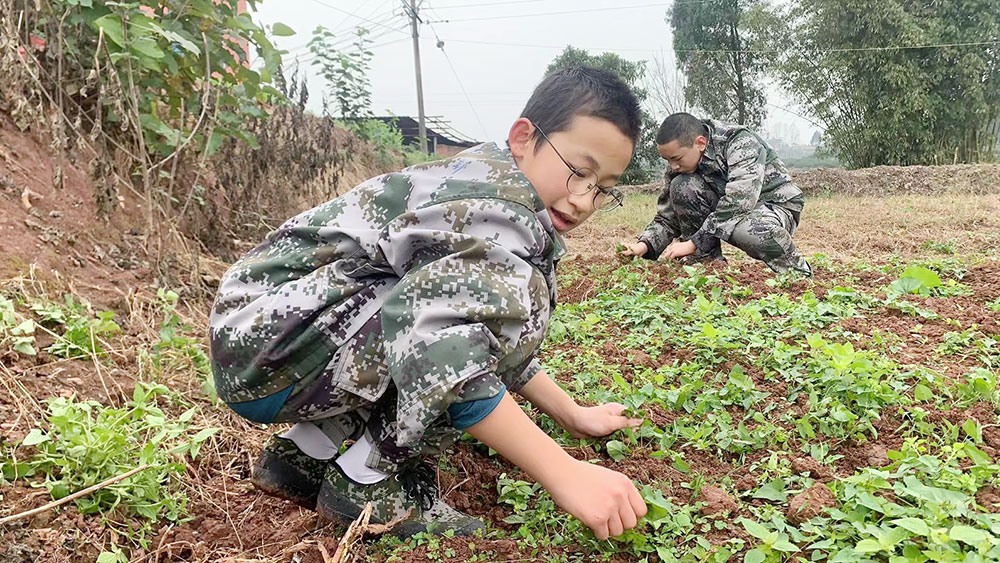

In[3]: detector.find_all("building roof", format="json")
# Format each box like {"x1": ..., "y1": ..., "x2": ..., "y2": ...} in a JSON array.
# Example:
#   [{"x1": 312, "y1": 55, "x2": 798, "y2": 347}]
[{"x1": 370, "y1": 116, "x2": 479, "y2": 148}]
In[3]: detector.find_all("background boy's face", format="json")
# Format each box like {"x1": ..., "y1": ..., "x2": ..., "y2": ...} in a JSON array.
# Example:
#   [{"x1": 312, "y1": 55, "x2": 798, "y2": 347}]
[
  {"x1": 509, "y1": 115, "x2": 633, "y2": 233},
  {"x1": 657, "y1": 136, "x2": 708, "y2": 174}
]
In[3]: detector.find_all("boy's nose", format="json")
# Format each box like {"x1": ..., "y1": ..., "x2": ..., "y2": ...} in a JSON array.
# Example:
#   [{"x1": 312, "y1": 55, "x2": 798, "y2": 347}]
[{"x1": 567, "y1": 190, "x2": 596, "y2": 215}]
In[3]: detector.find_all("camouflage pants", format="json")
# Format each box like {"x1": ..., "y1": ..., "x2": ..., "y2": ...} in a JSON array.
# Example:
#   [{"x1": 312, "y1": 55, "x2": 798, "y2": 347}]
[
  {"x1": 272, "y1": 315, "x2": 461, "y2": 473},
  {"x1": 669, "y1": 174, "x2": 811, "y2": 274}
]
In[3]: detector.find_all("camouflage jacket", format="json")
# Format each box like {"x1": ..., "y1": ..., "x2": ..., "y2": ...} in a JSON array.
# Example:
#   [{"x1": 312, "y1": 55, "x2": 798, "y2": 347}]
[
  {"x1": 640, "y1": 119, "x2": 804, "y2": 256},
  {"x1": 209, "y1": 143, "x2": 566, "y2": 447}
]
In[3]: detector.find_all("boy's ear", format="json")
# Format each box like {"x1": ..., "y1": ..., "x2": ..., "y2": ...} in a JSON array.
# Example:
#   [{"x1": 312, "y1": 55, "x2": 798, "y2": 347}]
[
  {"x1": 508, "y1": 118, "x2": 536, "y2": 158},
  {"x1": 694, "y1": 135, "x2": 709, "y2": 152}
]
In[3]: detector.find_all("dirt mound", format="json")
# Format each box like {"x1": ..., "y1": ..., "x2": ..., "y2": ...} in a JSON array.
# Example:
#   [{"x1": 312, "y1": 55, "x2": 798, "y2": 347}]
[
  {"x1": 0, "y1": 113, "x2": 150, "y2": 306},
  {"x1": 622, "y1": 163, "x2": 1000, "y2": 197},
  {"x1": 698, "y1": 485, "x2": 738, "y2": 516},
  {"x1": 789, "y1": 456, "x2": 834, "y2": 482},
  {"x1": 787, "y1": 484, "x2": 837, "y2": 524},
  {"x1": 794, "y1": 164, "x2": 1000, "y2": 196}
]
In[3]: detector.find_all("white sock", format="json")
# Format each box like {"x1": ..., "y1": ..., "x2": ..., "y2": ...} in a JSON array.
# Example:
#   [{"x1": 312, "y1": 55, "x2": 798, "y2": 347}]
[
  {"x1": 334, "y1": 433, "x2": 390, "y2": 484},
  {"x1": 280, "y1": 422, "x2": 339, "y2": 460}
]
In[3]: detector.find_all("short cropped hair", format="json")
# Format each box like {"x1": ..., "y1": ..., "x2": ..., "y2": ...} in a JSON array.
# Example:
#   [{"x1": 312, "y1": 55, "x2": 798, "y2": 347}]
[
  {"x1": 520, "y1": 66, "x2": 641, "y2": 152},
  {"x1": 655, "y1": 113, "x2": 707, "y2": 147}
]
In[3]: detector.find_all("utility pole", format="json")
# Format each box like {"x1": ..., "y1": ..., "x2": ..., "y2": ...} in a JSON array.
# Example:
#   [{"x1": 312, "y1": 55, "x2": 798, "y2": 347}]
[{"x1": 407, "y1": 0, "x2": 428, "y2": 154}]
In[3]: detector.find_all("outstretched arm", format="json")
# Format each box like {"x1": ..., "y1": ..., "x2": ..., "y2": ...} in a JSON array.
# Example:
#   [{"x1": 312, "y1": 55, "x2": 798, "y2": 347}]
[
  {"x1": 516, "y1": 369, "x2": 641, "y2": 438},
  {"x1": 466, "y1": 392, "x2": 647, "y2": 540}
]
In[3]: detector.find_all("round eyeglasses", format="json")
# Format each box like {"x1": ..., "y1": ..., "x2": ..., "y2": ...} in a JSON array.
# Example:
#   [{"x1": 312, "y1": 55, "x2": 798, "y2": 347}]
[{"x1": 534, "y1": 124, "x2": 624, "y2": 211}]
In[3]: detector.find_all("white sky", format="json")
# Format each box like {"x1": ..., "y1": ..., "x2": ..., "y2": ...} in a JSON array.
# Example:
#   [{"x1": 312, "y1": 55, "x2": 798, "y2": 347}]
[{"x1": 251, "y1": 0, "x2": 816, "y2": 145}]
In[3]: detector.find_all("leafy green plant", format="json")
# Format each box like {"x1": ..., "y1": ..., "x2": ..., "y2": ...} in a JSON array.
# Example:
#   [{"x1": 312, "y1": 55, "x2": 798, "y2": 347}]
[
  {"x1": 921, "y1": 239, "x2": 957, "y2": 255},
  {"x1": 0, "y1": 295, "x2": 36, "y2": 355},
  {"x1": 791, "y1": 440, "x2": 1000, "y2": 562},
  {"x1": 15, "y1": 0, "x2": 287, "y2": 228},
  {"x1": 3, "y1": 383, "x2": 218, "y2": 547},
  {"x1": 153, "y1": 288, "x2": 216, "y2": 401},
  {"x1": 310, "y1": 25, "x2": 373, "y2": 120},
  {"x1": 887, "y1": 266, "x2": 943, "y2": 297},
  {"x1": 988, "y1": 297, "x2": 1000, "y2": 313}
]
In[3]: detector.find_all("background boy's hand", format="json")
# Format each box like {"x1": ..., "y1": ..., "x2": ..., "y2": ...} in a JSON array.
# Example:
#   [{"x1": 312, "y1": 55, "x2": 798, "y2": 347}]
[
  {"x1": 618, "y1": 241, "x2": 648, "y2": 257},
  {"x1": 547, "y1": 460, "x2": 647, "y2": 540},
  {"x1": 664, "y1": 239, "x2": 697, "y2": 259},
  {"x1": 566, "y1": 402, "x2": 642, "y2": 438}
]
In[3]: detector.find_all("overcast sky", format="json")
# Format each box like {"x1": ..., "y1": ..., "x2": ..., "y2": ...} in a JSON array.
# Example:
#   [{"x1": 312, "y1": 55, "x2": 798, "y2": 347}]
[{"x1": 251, "y1": 0, "x2": 816, "y2": 145}]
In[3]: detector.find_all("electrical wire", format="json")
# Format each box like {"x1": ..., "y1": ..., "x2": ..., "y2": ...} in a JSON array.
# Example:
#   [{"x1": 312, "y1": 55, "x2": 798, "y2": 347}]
[
  {"x1": 425, "y1": 2, "x2": 669, "y2": 23},
  {"x1": 422, "y1": 9, "x2": 490, "y2": 138},
  {"x1": 442, "y1": 37, "x2": 1000, "y2": 55},
  {"x1": 296, "y1": 37, "x2": 409, "y2": 66},
  {"x1": 280, "y1": 12, "x2": 406, "y2": 56},
  {"x1": 304, "y1": 0, "x2": 409, "y2": 35}
]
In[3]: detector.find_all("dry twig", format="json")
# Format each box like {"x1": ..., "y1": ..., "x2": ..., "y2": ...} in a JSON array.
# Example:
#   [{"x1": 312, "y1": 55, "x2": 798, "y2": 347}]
[{"x1": 0, "y1": 464, "x2": 152, "y2": 525}]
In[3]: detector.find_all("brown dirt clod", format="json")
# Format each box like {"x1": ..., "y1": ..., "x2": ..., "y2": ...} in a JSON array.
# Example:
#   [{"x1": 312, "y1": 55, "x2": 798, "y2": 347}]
[
  {"x1": 787, "y1": 484, "x2": 837, "y2": 525},
  {"x1": 697, "y1": 485, "x2": 738, "y2": 517},
  {"x1": 977, "y1": 486, "x2": 1000, "y2": 513},
  {"x1": 789, "y1": 456, "x2": 834, "y2": 481}
]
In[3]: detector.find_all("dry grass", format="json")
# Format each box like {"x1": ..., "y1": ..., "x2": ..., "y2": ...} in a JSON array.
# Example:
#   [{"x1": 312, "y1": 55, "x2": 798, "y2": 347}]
[{"x1": 581, "y1": 192, "x2": 1000, "y2": 263}]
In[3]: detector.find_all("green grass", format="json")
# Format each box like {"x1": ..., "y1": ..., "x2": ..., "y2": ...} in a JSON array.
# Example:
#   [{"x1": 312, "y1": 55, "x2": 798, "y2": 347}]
[{"x1": 596, "y1": 192, "x2": 657, "y2": 232}]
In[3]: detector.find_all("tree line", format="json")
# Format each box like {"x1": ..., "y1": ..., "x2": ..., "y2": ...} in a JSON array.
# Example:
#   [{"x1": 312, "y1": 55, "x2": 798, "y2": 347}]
[{"x1": 552, "y1": 0, "x2": 999, "y2": 172}]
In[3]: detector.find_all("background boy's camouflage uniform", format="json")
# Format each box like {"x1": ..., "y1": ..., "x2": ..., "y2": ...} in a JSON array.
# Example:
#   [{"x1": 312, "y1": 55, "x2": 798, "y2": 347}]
[
  {"x1": 209, "y1": 143, "x2": 565, "y2": 471},
  {"x1": 639, "y1": 119, "x2": 811, "y2": 274}
]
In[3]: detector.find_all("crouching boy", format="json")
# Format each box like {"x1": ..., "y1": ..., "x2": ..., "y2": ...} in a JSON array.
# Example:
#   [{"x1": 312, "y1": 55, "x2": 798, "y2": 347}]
[
  {"x1": 620, "y1": 112, "x2": 811, "y2": 275},
  {"x1": 209, "y1": 66, "x2": 647, "y2": 540}
]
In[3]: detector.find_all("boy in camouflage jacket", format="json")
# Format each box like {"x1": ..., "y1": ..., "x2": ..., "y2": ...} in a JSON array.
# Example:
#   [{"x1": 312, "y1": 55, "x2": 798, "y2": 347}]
[
  {"x1": 620, "y1": 112, "x2": 812, "y2": 275},
  {"x1": 209, "y1": 67, "x2": 648, "y2": 540}
]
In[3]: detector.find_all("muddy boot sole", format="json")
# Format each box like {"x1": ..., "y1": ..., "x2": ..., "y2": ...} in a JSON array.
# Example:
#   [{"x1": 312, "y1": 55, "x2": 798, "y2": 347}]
[{"x1": 251, "y1": 447, "x2": 324, "y2": 510}]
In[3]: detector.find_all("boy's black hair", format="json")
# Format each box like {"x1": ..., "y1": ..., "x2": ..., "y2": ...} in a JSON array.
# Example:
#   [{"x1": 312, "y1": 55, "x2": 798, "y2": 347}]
[
  {"x1": 655, "y1": 112, "x2": 707, "y2": 147},
  {"x1": 520, "y1": 66, "x2": 641, "y2": 152}
]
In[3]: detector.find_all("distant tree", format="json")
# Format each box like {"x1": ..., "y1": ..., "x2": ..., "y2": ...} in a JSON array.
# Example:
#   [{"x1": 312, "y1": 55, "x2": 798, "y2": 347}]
[
  {"x1": 646, "y1": 50, "x2": 691, "y2": 118},
  {"x1": 779, "y1": 0, "x2": 1000, "y2": 167},
  {"x1": 546, "y1": 47, "x2": 659, "y2": 185},
  {"x1": 669, "y1": 0, "x2": 780, "y2": 128}
]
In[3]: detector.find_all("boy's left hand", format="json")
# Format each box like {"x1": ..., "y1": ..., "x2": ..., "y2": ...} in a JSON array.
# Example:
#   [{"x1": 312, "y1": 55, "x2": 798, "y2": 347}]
[
  {"x1": 664, "y1": 240, "x2": 697, "y2": 259},
  {"x1": 566, "y1": 403, "x2": 642, "y2": 438}
]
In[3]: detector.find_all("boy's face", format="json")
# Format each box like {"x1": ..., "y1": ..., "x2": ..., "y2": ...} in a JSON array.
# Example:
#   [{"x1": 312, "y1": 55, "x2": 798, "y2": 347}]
[
  {"x1": 657, "y1": 136, "x2": 708, "y2": 175},
  {"x1": 508, "y1": 115, "x2": 633, "y2": 233}
]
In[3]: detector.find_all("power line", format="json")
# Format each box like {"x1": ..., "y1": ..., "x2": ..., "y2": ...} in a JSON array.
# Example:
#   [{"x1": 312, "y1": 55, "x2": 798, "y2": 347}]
[
  {"x1": 304, "y1": 0, "x2": 409, "y2": 36},
  {"x1": 424, "y1": 8, "x2": 490, "y2": 139},
  {"x1": 432, "y1": 0, "x2": 714, "y2": 10},
  {"x1": 281, "y1": 13, "x2": 406, "y2": 55},
  {"x1": 329, "y1": 5, "x2": 402, "y2": 37},
  {"x1": 425, "y1": 2, "x2": 669, "y2": 23},
  {"x1": 446, "y1": 38, "x2": 663, "y2": 52},
  {"x1": 431, "y1": 0, "x2": 552, "y2": 9},
  {"x1": 677, "y1": 38, "x2": 1000, "y2": 55},
  {"x1": 296, "y1": 37, "x2": 410, "y2": 66},
  {"x1": 331, "y1": 0, "x2": 380, "y2": 31},
  {"x1": 443, "y1": 37, "x2": 1000, "y2": 55}
]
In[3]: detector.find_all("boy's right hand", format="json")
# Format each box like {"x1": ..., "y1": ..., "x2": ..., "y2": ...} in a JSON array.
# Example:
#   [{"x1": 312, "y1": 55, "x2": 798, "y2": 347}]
[
  {"x1": 618, "y1": 241, "x2": 648, "y2": 257},
  {"x1": 546, "y1": 459, "x2": 647, "y2": 540}
]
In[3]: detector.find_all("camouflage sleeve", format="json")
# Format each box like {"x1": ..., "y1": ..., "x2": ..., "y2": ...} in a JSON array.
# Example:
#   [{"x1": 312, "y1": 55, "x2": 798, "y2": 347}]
[
  {"x1": 691, "y1": 131, "x2": 766, "y2": 250},
  {"x1": 637, "y1": 170, "x2": 680, "y2": 260},
  {"x1": 378, "y1": 197, "x2": 549, "y2": 447},
  {"x1": 498, "y1": 356, "x2": 542, "y2": 393}
]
